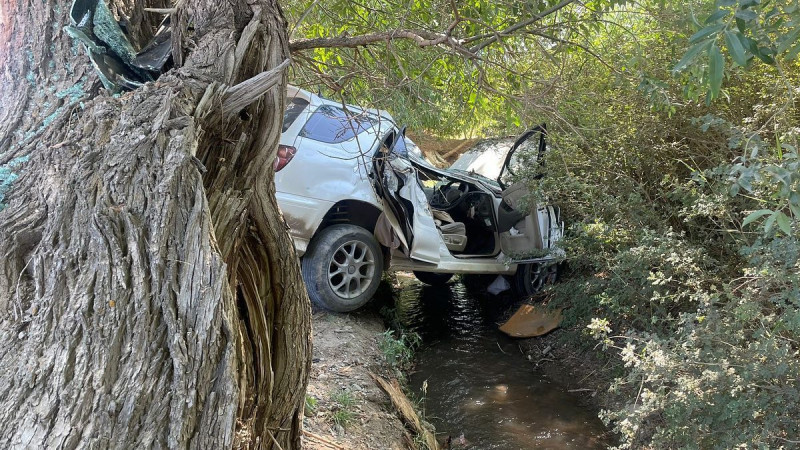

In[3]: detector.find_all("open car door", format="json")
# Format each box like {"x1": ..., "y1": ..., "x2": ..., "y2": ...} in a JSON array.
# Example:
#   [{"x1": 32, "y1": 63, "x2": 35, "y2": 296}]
[
  {"x1": 372, "y1": 129, "x2": 441, "y2": 264},
  {"x1": 493, "y1": 125, "x2": 564, "y2": 259},
  {"x1": 497, "y1": 124, "x2": 547, "y2": 189}
]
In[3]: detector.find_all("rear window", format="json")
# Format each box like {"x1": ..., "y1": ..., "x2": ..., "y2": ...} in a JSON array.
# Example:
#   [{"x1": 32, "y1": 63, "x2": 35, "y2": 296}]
[
  {"x1": 283, "y1": 97, "x2": 310, "y2": 132},
  {"x1": 299, "y1": 105, "x2": 377, "y2": 144}
]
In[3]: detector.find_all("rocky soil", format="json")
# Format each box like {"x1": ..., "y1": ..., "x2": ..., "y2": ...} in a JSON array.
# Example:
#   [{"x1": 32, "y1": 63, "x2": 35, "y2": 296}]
[{"x1": 302, "y1": 308, "x2": 413, "y2": 450}]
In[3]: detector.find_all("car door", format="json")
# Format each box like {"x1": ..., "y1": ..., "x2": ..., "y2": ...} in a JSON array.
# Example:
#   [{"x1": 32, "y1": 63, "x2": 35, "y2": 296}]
[
  {"x1": 492, "y1": 125, "x2": 563, "y2": 257},
  {"x1": 372, "y1": 130, "x2": 442, "y2": 264}
]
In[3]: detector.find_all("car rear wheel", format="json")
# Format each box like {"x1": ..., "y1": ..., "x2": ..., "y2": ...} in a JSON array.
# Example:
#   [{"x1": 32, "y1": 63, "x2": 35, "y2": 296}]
[
  {"x1": 302, "y1": 224, "x2": 384, "y2": 312},
  {"x1": 513, "y1": 263, "x2": 558, "y2": 297},
  {"x1": 413, "y1": 271, "x2": 454, "y2": 286}
]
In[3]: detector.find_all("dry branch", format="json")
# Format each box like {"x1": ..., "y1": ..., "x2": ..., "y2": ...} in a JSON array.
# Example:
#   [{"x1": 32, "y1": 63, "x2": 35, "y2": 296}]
[
  {"x1": 222, "y1": 58, "x2": 291, "y2": 116},
  {"x1": 370, "y1": 373, "x2": 440, "y2": 450},
  {"x1": 290, "y1": 30, "x2": 474, "y2": 58},
  {"x1": 302, "y1": 430, "x2": 346, "y2": 449}
]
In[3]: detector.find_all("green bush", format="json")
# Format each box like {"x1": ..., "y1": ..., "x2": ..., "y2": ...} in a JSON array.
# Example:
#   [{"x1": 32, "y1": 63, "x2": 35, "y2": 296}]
[{"x1": 512, "y1": 13, "x2": 800, "y2": 444}]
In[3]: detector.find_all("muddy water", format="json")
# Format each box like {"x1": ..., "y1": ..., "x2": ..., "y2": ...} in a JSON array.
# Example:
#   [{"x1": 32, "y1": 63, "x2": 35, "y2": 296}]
[{"x1": 394, "y1": 279, "x2": 609, "y2": 449}]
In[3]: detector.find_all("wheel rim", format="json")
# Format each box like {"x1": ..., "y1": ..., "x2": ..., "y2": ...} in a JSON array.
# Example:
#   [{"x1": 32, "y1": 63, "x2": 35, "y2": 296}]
[
  {"x1": 526, "y1": 264, "x2": 545, "y2": 293},
  {"x1": 525, "y1": 263, "x2": 557, "y2": 293},
  {"x1": 327, "y1": 240, "x2": 376, "y2": 299}
]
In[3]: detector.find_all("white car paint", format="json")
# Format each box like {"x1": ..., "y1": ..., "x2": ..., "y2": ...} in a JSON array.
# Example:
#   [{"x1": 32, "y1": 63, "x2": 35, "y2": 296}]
[
  {"x1": 275, "y1": 86, "x2": 396, "y2": 255},
  {"x1": 275, "y1": 86, "x2": 563, "y2": 299}
]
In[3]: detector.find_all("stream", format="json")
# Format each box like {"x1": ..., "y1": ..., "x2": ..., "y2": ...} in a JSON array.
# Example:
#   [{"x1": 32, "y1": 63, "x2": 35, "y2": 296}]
[{"x1": 391, "y1": 277, "x2": 610, "y2": 449}]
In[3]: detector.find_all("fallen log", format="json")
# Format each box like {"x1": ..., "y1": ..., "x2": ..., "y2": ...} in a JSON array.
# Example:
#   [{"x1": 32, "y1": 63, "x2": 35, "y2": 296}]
[{"x1": 370, "y1": 373, "x2": 440, "y2": 450}]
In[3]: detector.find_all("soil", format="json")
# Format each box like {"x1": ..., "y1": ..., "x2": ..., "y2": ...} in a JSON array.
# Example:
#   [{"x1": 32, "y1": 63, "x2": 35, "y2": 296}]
[{"x1": 302, "y1": 307, "x2": 413, "y2": 450}]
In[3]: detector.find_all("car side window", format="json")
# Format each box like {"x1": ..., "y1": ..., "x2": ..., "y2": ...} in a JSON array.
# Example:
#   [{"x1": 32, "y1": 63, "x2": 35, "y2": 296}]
[
  {"x1": 299, "y1": 105, "x2": 376, "y2": 144},
  {"x1": 283, "y1": 97, "x2": 310, "y2": 132}
]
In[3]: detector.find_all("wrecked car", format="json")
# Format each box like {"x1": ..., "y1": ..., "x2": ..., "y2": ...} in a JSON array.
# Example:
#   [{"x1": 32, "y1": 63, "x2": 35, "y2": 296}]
[{"x1": 276, "y1": 86, "x2": 564, "y2": 312}]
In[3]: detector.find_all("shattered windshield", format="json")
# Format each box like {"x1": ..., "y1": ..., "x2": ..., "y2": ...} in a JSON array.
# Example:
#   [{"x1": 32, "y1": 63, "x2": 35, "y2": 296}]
[{"x1": 449, "y1": 138, "x2": 514, "y2": 181}]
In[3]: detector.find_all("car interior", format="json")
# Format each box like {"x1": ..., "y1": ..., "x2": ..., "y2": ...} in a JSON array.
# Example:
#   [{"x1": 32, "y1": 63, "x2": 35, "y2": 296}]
[
  {"x1": 416, "y1": 168, "x2": 501, "y2": 257},
  {"x1": 375, "y1": 129, "x2": 540, "y2": 260}
]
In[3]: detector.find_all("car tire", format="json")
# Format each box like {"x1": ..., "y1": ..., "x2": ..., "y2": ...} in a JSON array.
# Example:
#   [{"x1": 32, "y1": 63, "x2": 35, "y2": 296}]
[
  {"x1": 513, "y1": 263, "x2": 558, "y2": 297},
  {"x1": 301, "y1": 224, "x2": 384, "y2": 312},
  {"x1": 413, "y1": 271, "x2": 454, "y2": 286}
]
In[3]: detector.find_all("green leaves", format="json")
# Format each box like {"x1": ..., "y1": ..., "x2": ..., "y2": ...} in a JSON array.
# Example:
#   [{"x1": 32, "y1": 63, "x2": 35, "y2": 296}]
[
  {"x1": 673, "y1": 40, "x2": 713, "y2": 73},
  {"x1": 708, "y1": 43, "x2": 724, "y2": 99},
  {"x1": 675, "y1": 0, "x2": 800, "y2": 103},
  {"x1": 704, "y1": 9, "x2": 729, "y2": 24},
  {"x1": 743, "y1": 209, "x2": 796, "y2": 236},
  {"x1": 689, "y1": 24, "x2": 725, "y2": 44},
  {"x1": 776, "y1": 212, "x2": 792, "y2": 235},
  {"x1": 742, "y1": 209, "x2": 773, "y2": 227},
  {"x1": 724, "y1": 30, "x2": 748, "y2": 66}
]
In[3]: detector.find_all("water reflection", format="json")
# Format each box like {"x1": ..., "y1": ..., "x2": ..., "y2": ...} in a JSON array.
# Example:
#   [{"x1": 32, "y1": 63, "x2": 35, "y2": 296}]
[{"x1": 393, "y1": 278, "x2": 609, "y2": 449}]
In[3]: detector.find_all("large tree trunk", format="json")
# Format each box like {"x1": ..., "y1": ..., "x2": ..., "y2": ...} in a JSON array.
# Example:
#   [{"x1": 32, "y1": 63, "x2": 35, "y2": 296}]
[{"x1": 0, "y1": 0, "x2": 312, "y2": 448}]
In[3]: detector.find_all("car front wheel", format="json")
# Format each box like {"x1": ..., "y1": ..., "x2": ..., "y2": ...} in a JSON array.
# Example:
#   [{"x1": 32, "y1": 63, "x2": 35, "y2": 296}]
[
  {"x1": 301, "y1": 224, "x2": 384, "y2": 312},
  {"x1": 513, "y1": 262, "x2": 558, "y2": 297}
]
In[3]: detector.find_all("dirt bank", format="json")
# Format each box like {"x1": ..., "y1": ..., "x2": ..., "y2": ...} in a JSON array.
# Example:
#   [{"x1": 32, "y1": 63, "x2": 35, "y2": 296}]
[{"x1": 302, "y1": 308, "x2": 412, "y2": 450}]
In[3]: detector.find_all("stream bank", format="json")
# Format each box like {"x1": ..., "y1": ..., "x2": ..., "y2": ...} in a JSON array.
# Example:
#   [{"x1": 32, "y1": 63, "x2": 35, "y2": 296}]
[
  {"x1": 303, "y1": 273, "x2": 617, "y2": 449},
  {"x1": 302, "y1": 307, "x2": 410, "y2": 450}
]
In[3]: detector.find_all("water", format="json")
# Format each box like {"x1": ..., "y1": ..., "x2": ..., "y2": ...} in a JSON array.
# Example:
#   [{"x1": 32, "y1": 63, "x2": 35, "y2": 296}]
[{"x1": 391, "y1": 278, "x2": 609, "y2": 449}]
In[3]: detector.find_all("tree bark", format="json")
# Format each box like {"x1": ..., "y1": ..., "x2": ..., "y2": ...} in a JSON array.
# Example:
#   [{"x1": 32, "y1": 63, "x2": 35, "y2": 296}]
[{"x1": 0, "y1": 0, "x2": 311, "y2": 448}]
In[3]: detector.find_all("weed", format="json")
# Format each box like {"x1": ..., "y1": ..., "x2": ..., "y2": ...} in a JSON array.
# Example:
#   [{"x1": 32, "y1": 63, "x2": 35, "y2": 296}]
[
  {"x1": 377, "y1": 329, "x2": 420, "y2": 372},
  {"x1": 304, "y1": 394, "x2": 318, "y2": 417},
  {"x1": 329, "y1": 389, "x2": 357, "y2": 428}
]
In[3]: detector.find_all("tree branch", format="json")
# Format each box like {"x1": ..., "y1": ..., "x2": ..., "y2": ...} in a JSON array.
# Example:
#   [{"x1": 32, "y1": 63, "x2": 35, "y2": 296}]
[
  {"x1": 464, "y1": 0, "x2": 577, "y2": 53},
  {"x1": 289, "y1": 29, "x2": 474, "y2": 58},
  {"x1": 527, "y1": 30, "x2": 621, "y2": 74}
]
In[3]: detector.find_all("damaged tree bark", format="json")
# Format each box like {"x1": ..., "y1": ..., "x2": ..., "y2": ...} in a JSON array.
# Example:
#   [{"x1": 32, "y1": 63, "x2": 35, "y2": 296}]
[{"x1": 0, "y1": 0, "x2": 311, "y2": 448}]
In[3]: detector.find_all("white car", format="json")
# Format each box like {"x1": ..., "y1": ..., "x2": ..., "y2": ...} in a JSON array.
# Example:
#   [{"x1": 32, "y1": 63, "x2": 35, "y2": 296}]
[{"x1": 276, "y1": 86, "x2": 564, "y2": 311}]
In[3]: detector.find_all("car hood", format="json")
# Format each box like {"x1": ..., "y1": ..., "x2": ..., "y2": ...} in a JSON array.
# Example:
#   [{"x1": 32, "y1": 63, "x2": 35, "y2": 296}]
[
  {"x1": 407, "y1": 152, "x2": 503, "y2": 195},
  {"x1": 448, "y1": 137, "x2": 516, "y2": 181}
]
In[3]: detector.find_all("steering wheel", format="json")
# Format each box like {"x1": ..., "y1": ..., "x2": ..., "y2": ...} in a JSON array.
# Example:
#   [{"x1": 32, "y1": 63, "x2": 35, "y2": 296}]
[{"x1": 431, "y1": 180, "x2": 470, "y2": 209}]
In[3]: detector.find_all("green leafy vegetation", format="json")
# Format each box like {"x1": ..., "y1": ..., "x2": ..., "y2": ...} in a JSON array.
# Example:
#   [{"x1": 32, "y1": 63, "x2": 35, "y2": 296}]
[
  {"x1": 519, "y1": 3, "x2": 800, "y2": 447},
  {"x1": 304, "y1": 394, "x2": 319, "y2": 417},
  {"x1": 377, "y1": 329, "x2": 421, "y2": 372}
]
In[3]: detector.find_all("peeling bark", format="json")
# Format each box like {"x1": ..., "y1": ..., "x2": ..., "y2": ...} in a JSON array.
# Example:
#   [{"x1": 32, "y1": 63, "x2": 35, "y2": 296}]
[{"x1": 0, "y1": 0, "x2": 311, "y2": 448}]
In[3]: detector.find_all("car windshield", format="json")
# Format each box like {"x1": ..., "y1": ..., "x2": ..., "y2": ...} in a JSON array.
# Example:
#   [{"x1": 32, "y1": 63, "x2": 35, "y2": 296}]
[
  {"x1": 447, "y1": 168, "x2": 501, "y2": 188},
  {"x1": 449, "y1": 138, "x2": 514, "y2": 181}
]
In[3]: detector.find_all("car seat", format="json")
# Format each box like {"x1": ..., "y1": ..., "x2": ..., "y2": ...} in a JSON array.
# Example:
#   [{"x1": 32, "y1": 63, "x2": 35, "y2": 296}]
[{"x1": 431, "y1": 210, "x2": 467, "y2": 252}]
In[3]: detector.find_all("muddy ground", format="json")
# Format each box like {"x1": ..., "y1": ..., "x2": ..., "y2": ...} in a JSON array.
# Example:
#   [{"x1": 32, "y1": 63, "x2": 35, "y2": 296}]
[{"x1": 301, "y1": 307, "x2": 413, "y2": 450}]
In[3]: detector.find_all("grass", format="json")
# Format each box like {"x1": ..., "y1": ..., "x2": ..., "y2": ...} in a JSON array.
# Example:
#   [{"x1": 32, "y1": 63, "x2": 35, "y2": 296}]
[
  {"x1": 330, "y1": 389, "x2": 357, "y2": 428},
  {"x1": 304, "y1": 394, "x2": 318, "y2": 417},
  {"x1": 377, "y1": 329, "x2": 421, "y2": 372}
]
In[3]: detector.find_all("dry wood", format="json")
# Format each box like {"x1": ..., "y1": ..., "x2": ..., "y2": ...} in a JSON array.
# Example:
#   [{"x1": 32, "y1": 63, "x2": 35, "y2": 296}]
[
  {"x1": 302, "y1": 430, "x2": 346, "y2": 449},
  {"x1": 223, "y1": 58, "x2": 292, "y2": 117},
  {"x1": 0, "y1": 0, "x2": 311, "y2": 448},
  {"x1": 371, "y1": 373, "x2": 440, "y2": 450}
]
